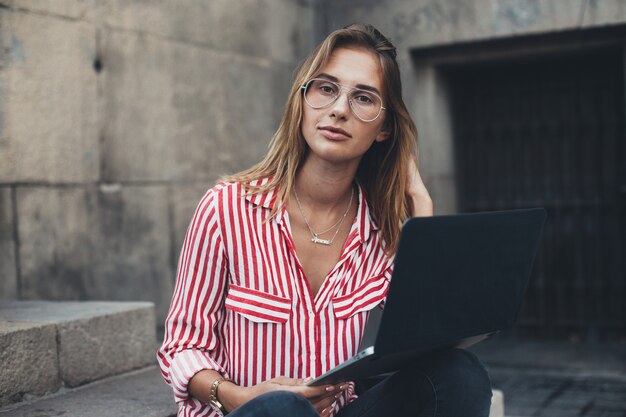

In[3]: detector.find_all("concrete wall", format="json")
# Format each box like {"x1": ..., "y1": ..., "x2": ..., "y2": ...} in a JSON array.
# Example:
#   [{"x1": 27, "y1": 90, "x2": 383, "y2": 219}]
[
  {"x1": 0, "y1": 1, "x2": 314, "y2": 324},
  {"x1": 321, "y1": 0, "x2": 626, "y2": 214}
]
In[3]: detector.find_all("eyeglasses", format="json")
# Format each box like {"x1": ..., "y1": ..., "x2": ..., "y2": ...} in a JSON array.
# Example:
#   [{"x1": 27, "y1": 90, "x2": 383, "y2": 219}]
[{"x1": 301, "y1": 78, "x2": 386, "y2": 122}]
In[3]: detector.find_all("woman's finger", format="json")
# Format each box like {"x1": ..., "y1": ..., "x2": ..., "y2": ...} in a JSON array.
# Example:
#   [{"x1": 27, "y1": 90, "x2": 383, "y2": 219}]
[
  {"x1": 292, "y1": 384, "x2": 331, "y2": 400},
  {"x1": 313, "y1": 396, "x2": 336, "y2": 413},
  {"x1": 320, "y1": 402, "x2": 336, "y2": 417}
]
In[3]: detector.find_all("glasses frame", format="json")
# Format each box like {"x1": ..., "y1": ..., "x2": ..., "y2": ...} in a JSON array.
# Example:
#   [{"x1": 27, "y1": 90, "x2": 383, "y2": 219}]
[{"x1": 301, "y1": 78, "x2": 387, "y2": 123}]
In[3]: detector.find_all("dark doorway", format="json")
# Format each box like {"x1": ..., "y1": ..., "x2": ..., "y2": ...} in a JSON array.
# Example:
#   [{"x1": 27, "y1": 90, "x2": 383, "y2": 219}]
[{"x1": 445, "y1": 47, "x2": 626, "y2": 341}]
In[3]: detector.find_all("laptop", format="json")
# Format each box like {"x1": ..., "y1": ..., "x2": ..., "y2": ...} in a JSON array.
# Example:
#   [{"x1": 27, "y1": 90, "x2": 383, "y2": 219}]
[{"x1": 309, "y1": 208, "x2": 546, "y2": 386}]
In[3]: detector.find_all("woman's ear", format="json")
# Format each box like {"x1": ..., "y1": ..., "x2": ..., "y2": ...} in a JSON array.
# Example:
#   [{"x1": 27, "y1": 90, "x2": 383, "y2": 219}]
[{"x1": 375, "y1": 130, "x2": 390, "y2": 142}]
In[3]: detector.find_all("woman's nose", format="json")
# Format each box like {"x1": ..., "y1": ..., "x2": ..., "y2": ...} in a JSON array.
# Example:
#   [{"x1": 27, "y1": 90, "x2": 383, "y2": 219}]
[{"x1": 328, "y1": 91, "x2": 351, "y2": 119}]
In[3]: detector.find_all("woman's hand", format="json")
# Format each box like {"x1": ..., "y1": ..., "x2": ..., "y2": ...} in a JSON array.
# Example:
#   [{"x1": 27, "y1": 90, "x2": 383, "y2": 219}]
[
  {"x1": 406, "y1": 157, "x2": 433, "y2": 217},
  {"x1": 220, "y1": 376, "x2": 347, "y2": 415}
]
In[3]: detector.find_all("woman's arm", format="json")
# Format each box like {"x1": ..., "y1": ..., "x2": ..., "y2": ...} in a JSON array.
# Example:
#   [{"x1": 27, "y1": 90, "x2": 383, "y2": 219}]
[
  {"x1": 190, "y1": 370, "x2": 346, "y2": 414},
  {"x1": 157, "y1": 188, "x2": 231, "y2": 403},
  {"x1": 406, "y1": 157, "x2": 433, "y2": 217}
]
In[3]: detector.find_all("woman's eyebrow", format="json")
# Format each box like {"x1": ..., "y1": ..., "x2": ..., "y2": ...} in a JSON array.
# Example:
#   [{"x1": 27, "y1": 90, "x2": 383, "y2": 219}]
[{"x1": 317, "y1": 72, "x2": 381, "y2": 95}]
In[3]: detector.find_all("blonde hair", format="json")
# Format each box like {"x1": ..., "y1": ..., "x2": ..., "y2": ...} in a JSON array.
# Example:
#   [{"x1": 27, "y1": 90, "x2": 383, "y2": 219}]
[{"x1": 223, "y1": 23, "x2": 418, "y2": 255}]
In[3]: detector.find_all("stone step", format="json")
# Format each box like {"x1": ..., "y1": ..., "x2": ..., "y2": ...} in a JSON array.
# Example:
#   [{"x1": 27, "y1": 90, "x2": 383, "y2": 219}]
[
  {"x1": 0, "y1": 360, "x2": 503, "y2": 417},
  {"x1": 0, "y1": 367, "x2": 504, "y2": 417},
  {"x1": 0, "y1": 366, "x2": 177, "y2": 417},
  {"x1": 0, "y1": 300, "x2": 156, "y2": 407}
]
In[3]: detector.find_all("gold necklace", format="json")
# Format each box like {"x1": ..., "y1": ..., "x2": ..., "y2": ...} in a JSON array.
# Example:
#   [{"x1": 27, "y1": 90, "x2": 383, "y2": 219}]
[{"x1": 293, "y1": 186, "x2": 354, "y2": 246}]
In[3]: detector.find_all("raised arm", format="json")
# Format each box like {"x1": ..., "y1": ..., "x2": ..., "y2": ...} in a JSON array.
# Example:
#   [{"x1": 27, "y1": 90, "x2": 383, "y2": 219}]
[{"x1": 406, "y1": 157, "x2": 433, "y2": 217}]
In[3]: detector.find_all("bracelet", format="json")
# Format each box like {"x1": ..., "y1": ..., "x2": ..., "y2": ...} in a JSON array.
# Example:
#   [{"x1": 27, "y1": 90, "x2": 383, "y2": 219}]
[{"x1": 208, "y1": 377, "x2": 234, "y2": 416}]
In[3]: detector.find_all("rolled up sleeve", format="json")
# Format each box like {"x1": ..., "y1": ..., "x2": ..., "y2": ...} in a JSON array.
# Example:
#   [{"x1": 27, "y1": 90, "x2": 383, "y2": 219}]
[{"x1": 157, "y1": 187, "x2": 230, "y2": 403}]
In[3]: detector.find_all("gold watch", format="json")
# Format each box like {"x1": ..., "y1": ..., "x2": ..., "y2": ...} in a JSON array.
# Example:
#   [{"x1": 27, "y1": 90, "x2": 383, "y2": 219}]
[{"x1": 209, "y1": 377, "x2": 232, "y2": 416}]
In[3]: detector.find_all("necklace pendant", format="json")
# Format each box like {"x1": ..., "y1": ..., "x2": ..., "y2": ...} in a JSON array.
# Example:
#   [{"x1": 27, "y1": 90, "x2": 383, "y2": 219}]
[{"x1": 311, "y1": 235, "x2": 332, "y2": 245}]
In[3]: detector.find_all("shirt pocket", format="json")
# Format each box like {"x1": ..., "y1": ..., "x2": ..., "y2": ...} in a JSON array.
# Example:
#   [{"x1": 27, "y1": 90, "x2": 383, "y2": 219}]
[
  {"x1": 332, "y1": 273, "x2": 390, "y2": 319},
  {"x1": 225, "y1": 283, "x2": 292, "y2": 324}
]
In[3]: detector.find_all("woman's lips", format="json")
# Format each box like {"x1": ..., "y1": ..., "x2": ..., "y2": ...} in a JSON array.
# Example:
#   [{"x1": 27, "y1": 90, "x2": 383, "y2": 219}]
[{"x1": 318, "y1": 126, "x2": 351, "y2": 140}]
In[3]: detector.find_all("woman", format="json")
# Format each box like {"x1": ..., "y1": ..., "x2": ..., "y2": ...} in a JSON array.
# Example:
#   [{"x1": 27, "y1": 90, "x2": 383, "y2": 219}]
[{"x1": 158, "y1": 23, "x2": 492, "y2": 417}]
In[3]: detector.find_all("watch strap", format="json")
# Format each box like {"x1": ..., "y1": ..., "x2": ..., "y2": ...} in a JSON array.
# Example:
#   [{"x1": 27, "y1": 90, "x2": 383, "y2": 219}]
[{"x1": 208, "y1": 377, "x2": 233, "y2": 416}]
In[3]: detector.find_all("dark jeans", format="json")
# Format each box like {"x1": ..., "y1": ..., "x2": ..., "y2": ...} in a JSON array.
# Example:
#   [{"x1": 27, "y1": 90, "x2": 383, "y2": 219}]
[{"x1": 228, "y1": 348, "x2": 492, "y2": 417}]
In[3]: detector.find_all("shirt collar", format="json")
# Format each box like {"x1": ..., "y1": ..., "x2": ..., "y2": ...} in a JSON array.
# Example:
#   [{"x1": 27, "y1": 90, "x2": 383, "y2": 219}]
[
  {"x1": 244, "y1": 177, "x2": 277, "y2": 209},
  {"x1": 244, "y1": 177, "x2": 379, "y2": 243}
]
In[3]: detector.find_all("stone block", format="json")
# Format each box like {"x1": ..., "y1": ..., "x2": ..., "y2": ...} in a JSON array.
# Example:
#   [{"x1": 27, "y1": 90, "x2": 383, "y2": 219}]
[
  {"x1": 0, "y1": 11, "x2": 98, "y2": 182},
  {"x1": 0, "y1": 187, "x2": 17, "y2": 299},
  {"x1": 17, "y1": 187, "x2": 97, "y2": 300},
  {"x1": 487, "y1": 0, "x2": 583, "y2": 36},
  {"x1": 216, "y1": 58, "x2": 286, "y2": 175},
  {"x1": 57, "y1": 304, "x2": 156, "y2": 387},
  {"x1": 94, "y1": 0, "x2": 313, "y2": 64},
  {"x1": 101, "y1": 29, "x2": 283, "y2": 182},
  {"x1": 16, "y1": 186, "x2": 175, "y2": 324},
  {"x1": 264, "y1": 0, "x2": 315, "y2": 63},
  {"x1": 0, "y1": 301, "x2": 157, "y2": 390},
  {"x1": 92, "y1": 184, "x2": 174, "y2": 323},
  {"x1": 1, "y1": 366, "x2": 176, "y2": 417},
  {"x1": 582, "y1": 0, "x2": 626, "y2": 28},
  {"x1": 4, "y1": 0, "x2": 86, "y2": 19},
  {"x1": 0, "y1": 320, "x2": 59, "y2": 407},
  {"x1": 408, "y1": 64, "x2": 455, "y2": 179},
  {"x1": 327, "y1": 0, "x2": 589, "y2": 52},
  {"x1": 100, "y1": 29, "x2": 222, "y2": 182}
]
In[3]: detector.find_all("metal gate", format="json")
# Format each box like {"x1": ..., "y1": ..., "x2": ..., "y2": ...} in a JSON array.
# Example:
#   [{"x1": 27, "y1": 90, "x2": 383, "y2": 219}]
[{"x1": 446, "y1": 47, "x2": 626, "y2": 341}]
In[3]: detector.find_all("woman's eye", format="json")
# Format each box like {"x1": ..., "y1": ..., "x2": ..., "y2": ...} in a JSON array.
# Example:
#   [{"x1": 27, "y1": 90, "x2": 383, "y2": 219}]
[
  {"x1": 319, "y1": 84, "x2": 337, "y2": 94},
  {"x1": 354, "y1": 93, "x2": 374, "y2": 104}
]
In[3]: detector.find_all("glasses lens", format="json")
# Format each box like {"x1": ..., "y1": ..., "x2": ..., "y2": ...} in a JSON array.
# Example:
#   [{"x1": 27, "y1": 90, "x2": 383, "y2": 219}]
[
  {"x1": 303, "y1": 78, "x2": 383, "y2": 122},
  {"x1": 304, "y1": 79, "x2": 338, "y2": 108},
  {"x1": 349, "y1": 90, "x2": 382, "y2": 122}
]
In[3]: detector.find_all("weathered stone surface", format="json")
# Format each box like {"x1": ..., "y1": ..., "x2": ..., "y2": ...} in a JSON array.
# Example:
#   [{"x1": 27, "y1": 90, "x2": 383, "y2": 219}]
[
  {"x1": 582, "y1": 0, "x2": 626, "y2": 28},
  {"x1": 16, "y1": 185, "x2": 174, "y2": 323},
  {"x1": 0, "y1": 366, "x2": 176, "y2": 417},
  {"x1": 216, "y1": 56, "x2": 287, "y2": 175},
  {"x1": 487, "y1": 0, "x2": 584, "y2": 35},
  {"x1": 409, "y1": 64, "x2": 455, "y2": 179},
  {"x1": 100, "y1": 29, "x2": 223, "y2": 182},
  {"x1": 0, "y1": 11, "x2": 98, "y2": 182},
  {"x1": 0, "y1": 301, "x2": 157, "y2": 391},
  {"x1": 57, "y1": 304, "x2": 156, "y2": 387},
  {"x1": 0, "y1": 187, "x2": 17, "y2": 299},
  {"x1": 325, "y1": 0, "x2": 607, "y2": 53},
  {"x1": 92, "y1": 184, "x2": 174, "y2": 323},
  {"x1": 94, "y1": 0, "x2": 313, "y2": 65},
  {"x1": 17, "y1": 187, "x2": 97, "y2": 300},
  {"x1": 0, "y1": 300, "x2": 152, "y2": 322},
  {"x1": 264, "y1": 0, "x2": 315, "y2": 64},
  {"x1": 4, "y1": 0, "x2": 87, "y2": 19},
  {"x1": 0, "y1": 320, "x2": 59, "y2": 407},
  {"x1": 101, "y1": 29, "x2": 281, "y2": 182}
]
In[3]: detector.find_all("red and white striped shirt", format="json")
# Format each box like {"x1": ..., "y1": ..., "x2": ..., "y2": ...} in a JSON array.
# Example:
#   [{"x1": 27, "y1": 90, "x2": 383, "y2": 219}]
[{"x1": 157, "y1": 178, "x2": 394, "y2": 417}]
